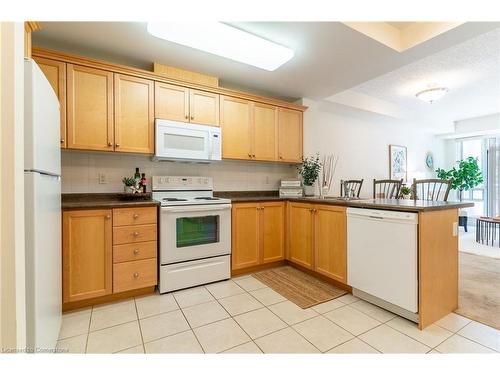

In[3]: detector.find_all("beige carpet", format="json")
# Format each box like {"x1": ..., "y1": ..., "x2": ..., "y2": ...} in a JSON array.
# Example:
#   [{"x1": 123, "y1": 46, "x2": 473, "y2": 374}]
[
  {"x1": 456, "y1": 252, "x2": 500, "y2": 329},
  {"x1": 253, "y1": 266, "x2": 347, "y2": 309}
]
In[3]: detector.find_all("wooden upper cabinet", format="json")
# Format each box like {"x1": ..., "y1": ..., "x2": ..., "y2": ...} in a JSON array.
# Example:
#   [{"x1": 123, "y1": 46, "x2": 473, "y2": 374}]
[
  {"x1": 62, "y1": 209, "x2": 112, "y2": 303},
  {"x1": 220, "y1": 96, "x2": 253, "y2": 160},
  {"x1": 253, "y1": 103, "x2": 278, "y2": 161},
  {"x1": 189, "y1": 89, "x2": 219, "y2": 126},
  {"x1": 231, "y1": 203, "x2": 260, "y2": 270},
  {"x1": 154, "y1": 82, "x2": 189, "y2": 122},
  {"x1": 278, "y1": 108, "x2": 303, "y2": 163},
  {"x1": 34, "y1": 57, "x2": 67, "y2": 148},
  {"x1": 314, "y1": 205, "x2": 347, "y2": 283},
  {"x1": 261, "y1": 202, "x2": 285, "y2": 263},
  {"x1": 67, "y1": 64, "x2": 114, "y2": 151},
  {"x1": 114, "y1": 74, "x2": 154, "y2": 154},
  {"x1": 288, "y1": 202, "x2": 314, "y2": 269}
]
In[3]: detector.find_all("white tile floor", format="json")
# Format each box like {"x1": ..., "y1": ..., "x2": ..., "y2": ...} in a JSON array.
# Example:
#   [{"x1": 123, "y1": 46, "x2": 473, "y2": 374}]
[{"x1": 56, "y1": 274, "x2": 500, "y2": 354}]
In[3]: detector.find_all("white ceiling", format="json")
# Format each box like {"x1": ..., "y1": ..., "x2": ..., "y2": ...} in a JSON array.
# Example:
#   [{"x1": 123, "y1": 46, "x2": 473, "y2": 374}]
[
  {"x1": 33, "y1": 22, "x2": 500, "y2": 102},
  {"x1": 341, "y1": 27, "x2": 500, "y2": 133}
]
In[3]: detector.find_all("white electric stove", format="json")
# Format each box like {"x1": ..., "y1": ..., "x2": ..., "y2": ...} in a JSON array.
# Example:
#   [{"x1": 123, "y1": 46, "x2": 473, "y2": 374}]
[{"x1": 152, "y1": 176, "x2": 231, "y2": 293}]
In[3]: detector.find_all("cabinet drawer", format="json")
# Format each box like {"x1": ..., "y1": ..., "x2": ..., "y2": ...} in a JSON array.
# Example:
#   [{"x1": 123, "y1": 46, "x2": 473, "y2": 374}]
[
  {"x1": 113, "y1": 241, "x2": 157, "y2": 263},
  {"x1": 113, "y1": 224, "x2": 157, "y2": 245},
  {"x1": 113, "y1": 258, "x2": 157, "y2": 293},
  {"x1": 113, "y1": 207, "x2": 157, "y2": 226}
]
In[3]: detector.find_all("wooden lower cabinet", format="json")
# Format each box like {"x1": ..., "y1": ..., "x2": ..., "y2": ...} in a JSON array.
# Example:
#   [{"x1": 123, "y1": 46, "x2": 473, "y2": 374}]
[
  {"x1": 314, "y1": 205, "x2": 347, "y2": 283},
  {"x1": 62, "y1": 206, "x2": 158, "y2": 309},
  {"x1": 287, "y1": 202, "x2": 347, "y2": 283},
  {"x1": 62, "y1": 209, "x2": 113, "y2": 303},
  {"x1": 231, "y1": 202, "x2": 285, "y2": 271},
  {"x1": 288, "y1": 202, "x2": 314, "y2": 269}
]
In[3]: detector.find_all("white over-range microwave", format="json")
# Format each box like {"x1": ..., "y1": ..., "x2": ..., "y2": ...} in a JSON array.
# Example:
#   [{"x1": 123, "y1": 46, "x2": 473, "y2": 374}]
[{"x1": 154, "y1": 119, "x2": 222, "y2": 162}]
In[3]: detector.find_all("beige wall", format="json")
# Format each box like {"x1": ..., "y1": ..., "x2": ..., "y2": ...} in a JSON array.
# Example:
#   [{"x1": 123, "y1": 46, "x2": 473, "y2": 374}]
[
  {"x1": 301, "y1": 98, "x2": 445, "y2": 197},
  {"x1": 61, "y1": 151, "x2": 297, "y2": 193},
  {"x1": 0, "y1": 22, "x2": 26, "y2": 351}
]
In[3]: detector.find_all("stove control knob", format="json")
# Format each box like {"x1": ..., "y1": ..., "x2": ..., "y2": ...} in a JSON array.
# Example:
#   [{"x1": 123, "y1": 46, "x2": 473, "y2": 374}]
[{"x1": 159, "y1": 178, "x2": 164, "y2": 184}]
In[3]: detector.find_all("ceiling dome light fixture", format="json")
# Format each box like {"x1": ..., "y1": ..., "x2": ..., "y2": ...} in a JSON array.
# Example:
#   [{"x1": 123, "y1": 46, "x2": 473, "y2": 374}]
[{"x1": 415, "y1": 87, "x2": 449, "y2": 103}]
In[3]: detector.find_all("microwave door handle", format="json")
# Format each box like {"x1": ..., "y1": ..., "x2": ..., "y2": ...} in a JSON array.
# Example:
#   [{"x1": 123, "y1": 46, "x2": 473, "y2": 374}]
[
  {"x1": 162, "y1": 204, "x2": 232, "y2": 213},
  {"x1": 207, "y1": 131, "x2": 213, "y2": 160}
]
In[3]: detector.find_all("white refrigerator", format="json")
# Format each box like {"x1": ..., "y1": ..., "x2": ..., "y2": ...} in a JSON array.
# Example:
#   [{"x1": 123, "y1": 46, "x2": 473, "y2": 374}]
[{"x1": 24, "y1": 59, "x2": 62, "y2": 351}]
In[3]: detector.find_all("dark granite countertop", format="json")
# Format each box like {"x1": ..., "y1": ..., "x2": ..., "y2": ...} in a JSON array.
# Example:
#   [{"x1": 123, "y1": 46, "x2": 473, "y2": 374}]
[
  {"x1": 214, "y1": 191, "x2": 474, "y2": 212},
  {"x1": 62, "y1": 193, "x2": 160, "y2": 209}
]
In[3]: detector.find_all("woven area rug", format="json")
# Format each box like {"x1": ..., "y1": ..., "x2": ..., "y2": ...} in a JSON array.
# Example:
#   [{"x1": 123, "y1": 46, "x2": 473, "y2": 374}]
[
  {"x1": 456, "y1": 252, "x2": 500, "y2": 330},
  {"x1": 253, "y1": 266, "x2": 347, "y2": 309}
]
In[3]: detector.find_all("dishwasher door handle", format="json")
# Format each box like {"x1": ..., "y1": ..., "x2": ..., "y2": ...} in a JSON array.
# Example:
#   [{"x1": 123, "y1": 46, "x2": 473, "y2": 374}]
[{"x1": 368, "y1": 216, "x2": 385, "y2": 220}]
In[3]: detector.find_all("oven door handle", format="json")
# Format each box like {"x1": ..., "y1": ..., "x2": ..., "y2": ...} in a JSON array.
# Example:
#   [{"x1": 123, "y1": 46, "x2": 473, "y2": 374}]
[{"x1": 161, "y1": 203, "x2": 232, "y2": 213}]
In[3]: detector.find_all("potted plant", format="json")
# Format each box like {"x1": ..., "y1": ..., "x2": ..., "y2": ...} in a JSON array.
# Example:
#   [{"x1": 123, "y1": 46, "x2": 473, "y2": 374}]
[
  {"x1": 436, "y1": 156, "x2": 483, "y2": 200},
  {"x1": 122, "y1": 176, "x2": 139, "y2": 194},
  {"x1": 298, "y1": 154, "x2": 322, "y2": 196},
  {"x1": 400, "y1": 186, "x2": 412, "y2": 199}
]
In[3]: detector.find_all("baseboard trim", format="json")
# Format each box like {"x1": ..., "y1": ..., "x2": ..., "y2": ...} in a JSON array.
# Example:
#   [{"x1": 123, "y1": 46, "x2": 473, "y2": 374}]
[
  {"x1": 62, "y1": 286, "x2": 156, "y2": 312},
  {"x1": 231, "y1": 260, "x2": 286, "y2": 276}
]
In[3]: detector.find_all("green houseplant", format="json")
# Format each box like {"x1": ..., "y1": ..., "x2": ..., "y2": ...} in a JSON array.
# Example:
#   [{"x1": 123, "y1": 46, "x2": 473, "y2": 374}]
[
  {"x1": 435, "y1": 156, "x2": 483, "y2": 200},
  {"x1": 400, "y1": 186, "x2": 412, "y2": 199},
  {"x1": 122, "y1": 176, "x2": 139, "y2": 194},
  {"x1": 298, "y1": 154, "x2": 322, "y2": 196}
]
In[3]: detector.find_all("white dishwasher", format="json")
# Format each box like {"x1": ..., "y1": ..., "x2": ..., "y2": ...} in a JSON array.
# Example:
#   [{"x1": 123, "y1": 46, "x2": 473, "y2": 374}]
[{"x1": 347, "y1": 207, "x2": 418, "y2": 321}]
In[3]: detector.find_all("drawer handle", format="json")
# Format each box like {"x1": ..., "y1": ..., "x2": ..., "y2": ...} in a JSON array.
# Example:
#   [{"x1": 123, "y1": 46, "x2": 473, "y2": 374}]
[
  {"x1": 133, "y1": 231, "x2": 139, "y2": 237},
  {"x1": 133, "y1": 249, "x2": 140, "y2": 255},
  {"x1": 106, "y1": 215, "x2": 111, "y2": 220},
  {"x1": 133, "y1": 272, "x2": 139, "y2": 278},
  {"x1": 133, "y1": 213, "x2": 139, "y2": 219}
]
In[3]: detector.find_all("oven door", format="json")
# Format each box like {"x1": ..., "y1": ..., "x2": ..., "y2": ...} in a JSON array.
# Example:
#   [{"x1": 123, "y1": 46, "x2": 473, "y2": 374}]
[{"x1": 160, "y1": 204, "x2": 231, "y2": 264}]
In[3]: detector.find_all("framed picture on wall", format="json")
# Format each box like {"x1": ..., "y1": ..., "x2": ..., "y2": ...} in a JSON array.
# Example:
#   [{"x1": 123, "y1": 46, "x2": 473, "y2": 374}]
[{"x1": 389, "y1": 145, "x2": 407, "y2": 181}]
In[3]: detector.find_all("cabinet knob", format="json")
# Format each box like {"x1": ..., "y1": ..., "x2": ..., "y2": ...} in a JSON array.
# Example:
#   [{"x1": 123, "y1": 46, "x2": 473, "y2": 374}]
[
  {"x1": 248, "y1": 153, "x2": 252, "y2": 158},
  {"x1": 60, "y1": 139, "x2": 65, "y2": 144},
  {"x1": 133, "y1": 272, "x2": 139, "y2": 278},
  {"x1": 108, "y1": 142, "x2": 112, "y2": 147},
  {"x1": 190, "y1": 116, "x2": 194, "y2": 120},
  {"x1": 252, "y1": 154, "x2": 256, "y2": 158},
  {"x1": 133, "y1": 213, "x2": 139, "y2": 219},
  {"x1": 115, "y1": 143, "x2": 120, "y2": 148},
  {"x1": 279, "y1": 155, "x2": 283, "y2": 159},
  {"x1": 133, "y1": 231, "x2": 139, "y2": 237},
  {"x1": 133, "y1": 249, "x2": 140, "y2": 255},
  {"x1": 106, "y1": 215, "x2": 111, "y2": 219},
  {"x1": 185, "y1": 115, "x2": 189, "y2": 120}
]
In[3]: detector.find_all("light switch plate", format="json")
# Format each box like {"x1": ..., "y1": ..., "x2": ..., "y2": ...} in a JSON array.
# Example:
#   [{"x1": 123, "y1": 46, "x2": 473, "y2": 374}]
[
  {"x1": 453, "y1": 222, "x2": 458, "y2": 237},
  {"x1": 98, "y1": 173, "x2": 107, "y2": 184}
]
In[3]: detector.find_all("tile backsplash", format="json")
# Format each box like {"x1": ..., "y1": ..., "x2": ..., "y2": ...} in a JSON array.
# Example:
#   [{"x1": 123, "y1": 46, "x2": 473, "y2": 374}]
[{"x1": 61, "y1": 151, "x2": 298, "y2": 193}]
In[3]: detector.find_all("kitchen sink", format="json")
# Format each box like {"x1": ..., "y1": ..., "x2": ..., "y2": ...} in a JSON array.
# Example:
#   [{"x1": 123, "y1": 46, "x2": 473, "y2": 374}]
[{"x1": 322, "y1": 196, "x2": 364, "y2": 201}]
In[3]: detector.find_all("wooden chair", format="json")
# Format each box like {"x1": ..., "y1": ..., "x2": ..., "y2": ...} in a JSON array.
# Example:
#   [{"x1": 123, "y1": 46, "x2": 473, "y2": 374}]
[
  {"x1": 340, "y1": 179, "x2": 364, "y2": 198},
  {"x1": 411, "y1": 178, "x2": 453, "y2": 201},
  {"x1": 373, "y1": 179, "x2": 403, "y2": 199}
]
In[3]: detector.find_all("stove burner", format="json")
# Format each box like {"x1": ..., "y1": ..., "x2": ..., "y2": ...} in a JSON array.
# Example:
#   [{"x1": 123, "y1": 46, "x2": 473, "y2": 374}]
[
  {"x1": 195, "y1": 197, "x2": 220, "y2": 200},
  {"x1": 162, "y1": 198, "x2": 188, "y2": 201}
]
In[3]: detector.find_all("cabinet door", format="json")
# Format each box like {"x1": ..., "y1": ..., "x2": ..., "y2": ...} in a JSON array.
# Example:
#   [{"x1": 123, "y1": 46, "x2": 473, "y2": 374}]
[
  {"x1": 189, "y1": 89, "x2": 219, "y2": 126},
  {"x1": 231, "y1": 203, "x2": 260, "y2": 270},
  {"x1": 314, "y1": 205, "x2": 347, "y2": 283},
  {"x1": 288, "y1": 202, "x2": 314, "y2": 269},
  {"x1": 154, "y1": 82, "x2": 189, "y2": 122},
  {"x1": 220, "y1": 96, "x2": 253, "y2": 160},
  {"x1": 34, "y1": 57, "x2": 67, "y2": 148},
  {"x1": 62, "y1": 210, "x2": 112, "y2": 303},
  {"x1": 261, "y1": 202, "x2": 285, "y2": 263},
  {"x1": 114, "y1": 74, "x2": 154, "y2": 154},
  {"x1": 67, "y1": 64, "x2": 114, "y2": 151},
  {"x1": 278, "y1": 108, "x2": 303, "y2": 163},
  {"x1": 253, "y1": 103, "x2": 278, "y2": 161}
]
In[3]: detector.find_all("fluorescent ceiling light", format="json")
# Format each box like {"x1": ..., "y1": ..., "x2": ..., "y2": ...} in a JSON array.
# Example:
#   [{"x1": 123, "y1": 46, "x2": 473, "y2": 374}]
[
  {"x1": 147, "y1": 22, "x2": 294, "y2": 71},
  {"x1": 415, "y1": 87, "x2": 449, "y2": 103}
]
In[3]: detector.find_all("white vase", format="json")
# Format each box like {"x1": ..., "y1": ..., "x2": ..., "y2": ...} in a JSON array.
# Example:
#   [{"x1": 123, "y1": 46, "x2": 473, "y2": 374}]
[{"x1": 303, "y1": 184, "x2": 315, "y2": 196}]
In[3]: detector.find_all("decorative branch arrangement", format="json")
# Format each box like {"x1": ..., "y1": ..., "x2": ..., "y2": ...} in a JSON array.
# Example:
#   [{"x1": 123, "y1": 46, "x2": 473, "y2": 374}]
[{"x1": 319, "y1": 154, "x2": 339, "y2": 197}]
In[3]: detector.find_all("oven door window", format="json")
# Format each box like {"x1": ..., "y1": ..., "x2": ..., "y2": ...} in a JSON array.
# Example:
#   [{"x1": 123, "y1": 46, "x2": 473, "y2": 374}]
[{"x1": 176, "y1": 215, "x2": 220, "y2": 248}]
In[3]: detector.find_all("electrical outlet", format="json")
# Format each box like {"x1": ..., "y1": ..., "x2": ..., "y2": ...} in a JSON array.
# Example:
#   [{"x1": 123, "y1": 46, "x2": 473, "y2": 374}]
[
  {"x1": 98, "y1": 173, "x2": 107, "y2": 184},
  {"x1": 452, "y1": 222, "x2": 458, "y2": 237}
]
